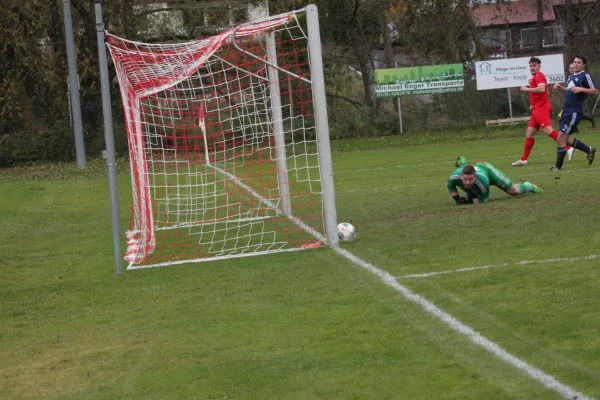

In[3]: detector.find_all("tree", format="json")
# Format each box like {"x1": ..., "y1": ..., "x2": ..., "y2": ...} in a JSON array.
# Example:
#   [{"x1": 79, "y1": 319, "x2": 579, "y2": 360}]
[
  {"x1": 560, "y1": 0, "x2": 599, "y2": 64},
  {"x1": 393, "y1": 0, "x2": 487, "y2": 63},
  {"x1": 536, "y1": 0, "x2": 544, "y2": 53},
  {"x1": 0, "y1": 1, "x2": 64, "y2": 133}
]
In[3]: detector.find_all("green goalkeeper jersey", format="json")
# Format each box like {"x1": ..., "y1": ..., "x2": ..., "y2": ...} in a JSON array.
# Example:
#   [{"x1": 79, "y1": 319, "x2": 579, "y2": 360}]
[{"x1": 447, "y1": 162, "x2": 491, "y2": 203}]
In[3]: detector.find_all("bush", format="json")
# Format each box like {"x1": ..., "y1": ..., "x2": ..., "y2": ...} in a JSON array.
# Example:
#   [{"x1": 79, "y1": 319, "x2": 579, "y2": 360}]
[
  {"x1": 328, "y1": 103, "x2": 369, "y2": 139},
  {"x1": 40, "y1": 120, "x2": 75, "y2": 161},
  {"x1": 0, "y1": 120, "x2": 74, "y2": 167}
]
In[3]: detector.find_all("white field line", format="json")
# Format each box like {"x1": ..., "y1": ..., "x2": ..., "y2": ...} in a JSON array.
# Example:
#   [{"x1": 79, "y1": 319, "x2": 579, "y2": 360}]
[
  {"x1": 336, "y1": 150, "x2": 600, "y2": 176},
  {"x1": 398, "y1": 255, "x2": 600, "y2": 279},
  {"x1": 336, "y1": 153, "x2": 525, "y2": 173},
  {"x1": 338, "y1": 166, "x2": 600, "y2": 194},
  {"x1": 206, "y1": 156, "x2": 593, "y2": 399},
  {"x1": 334, "y1": 247, "x2": 593, "y2": 400},
  {"x1": 127, "y1": 247, "x2": 308, "y2": 270},
  {"x1": 128, "y1": 164, "x2": 326, "y2": 270},
  {"x1": 525, "y1": 165, "x2": 600, "y2": 177},
  {"x1": 206, "y1": 163, "x2": 324, "y2": 240}
]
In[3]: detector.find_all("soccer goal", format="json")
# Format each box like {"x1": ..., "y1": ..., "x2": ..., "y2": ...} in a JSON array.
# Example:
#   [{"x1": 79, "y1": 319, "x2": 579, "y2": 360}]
[{"x1": 104, "y1": 5, "x2": 338, "y2": 269}]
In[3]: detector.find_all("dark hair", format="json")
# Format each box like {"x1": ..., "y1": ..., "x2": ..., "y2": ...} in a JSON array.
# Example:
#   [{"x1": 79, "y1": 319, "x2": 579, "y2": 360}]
[
  {"x1": 573, "y1": 54, "x2": 587, "y2": 66},
  {"x1": 462, "y1": 165, "x2": 476, "y2": 175},
  {"x1": 529, "y1": 57, "x2": 541, "y2": 64}
]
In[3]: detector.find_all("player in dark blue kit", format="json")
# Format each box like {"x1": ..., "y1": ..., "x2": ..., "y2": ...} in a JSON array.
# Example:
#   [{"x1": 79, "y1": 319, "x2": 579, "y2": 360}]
[
  {"x1": 558, "y1": 63, "x2": 596, "y2": 130},
  {"x1": 551, "y1": 55, "x2": 598, "y2": 171}
]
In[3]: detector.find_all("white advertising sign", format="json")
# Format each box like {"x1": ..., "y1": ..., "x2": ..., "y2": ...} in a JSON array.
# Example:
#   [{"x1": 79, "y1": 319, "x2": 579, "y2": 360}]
[{"x1": 475, "y1": 54, "x2": 565, "y2": 90}]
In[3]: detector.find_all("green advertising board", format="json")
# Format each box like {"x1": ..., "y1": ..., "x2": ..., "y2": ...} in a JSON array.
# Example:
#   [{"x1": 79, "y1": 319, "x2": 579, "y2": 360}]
[{"x1": 375, "y1": 63, "x2": 464, "y2": 98}]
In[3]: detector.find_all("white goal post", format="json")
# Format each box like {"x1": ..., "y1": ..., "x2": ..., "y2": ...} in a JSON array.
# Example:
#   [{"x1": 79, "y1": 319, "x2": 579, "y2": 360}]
[{"x1": 102, "y1": 5, "x2": 338, "y2": 269}]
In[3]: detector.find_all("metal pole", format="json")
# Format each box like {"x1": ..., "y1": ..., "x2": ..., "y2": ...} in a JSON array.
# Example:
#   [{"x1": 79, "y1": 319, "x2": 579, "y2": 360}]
[
  {"x1": 265, "y1": 32, "x2": 291, "y2": 216},
  {"x1": 67, "y1": 82, "x2": 73, "y2": 128},
  {"x1": 62, "y1": 0, "x2": 86, "y2": 168},
  {"x1": 397, "y1": 97, "x2": 403, "y2": 134},
  {"x1": 95, "y1": 0, "x2": 123, "y2": 275},
  {"x1": 507, "y1": 88, "x2": 513, "y2": 120},
  {"x1": 306, "y1": 5, "x2": 338, "y2": 246},
  {"x1": 395, "y1": 60, "x2": 404, "y2": 134},
  {"x1": 592, "y1": 92, "x2": 600, "y2": 116}
]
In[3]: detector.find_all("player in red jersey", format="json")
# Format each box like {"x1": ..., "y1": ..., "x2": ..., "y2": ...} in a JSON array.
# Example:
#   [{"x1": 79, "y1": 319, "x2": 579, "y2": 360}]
[{"x1": 512, "y1": 57, "x2": 573, "y2": 166}]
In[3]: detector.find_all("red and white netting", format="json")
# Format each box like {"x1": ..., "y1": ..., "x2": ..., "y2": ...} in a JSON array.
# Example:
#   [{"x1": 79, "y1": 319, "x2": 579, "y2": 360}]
[{"x1": 106, "y1": 10, "x2": 326, "y2": 269}]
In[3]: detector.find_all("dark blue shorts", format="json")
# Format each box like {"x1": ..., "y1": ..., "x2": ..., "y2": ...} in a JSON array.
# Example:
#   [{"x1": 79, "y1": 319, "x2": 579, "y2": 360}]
[{"x1": 559, "y1": 111, "x2": 582, "y2": 135}]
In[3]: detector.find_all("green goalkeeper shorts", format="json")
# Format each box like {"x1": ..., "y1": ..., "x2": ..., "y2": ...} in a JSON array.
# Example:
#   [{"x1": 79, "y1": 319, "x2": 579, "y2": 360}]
[{"x1": 484, "y1": 162, "x2": 513, "y2": 192}]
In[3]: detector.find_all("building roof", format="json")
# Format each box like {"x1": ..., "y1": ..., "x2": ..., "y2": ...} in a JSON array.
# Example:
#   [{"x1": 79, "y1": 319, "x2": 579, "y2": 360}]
[{"x1": 473, "y1": 0, "x2": 557, "y2": 28}]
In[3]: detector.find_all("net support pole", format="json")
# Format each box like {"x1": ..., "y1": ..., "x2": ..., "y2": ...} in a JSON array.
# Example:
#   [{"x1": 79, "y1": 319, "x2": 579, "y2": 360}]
[
  {"x1": 592, "y1": 92, "x2": 600, "y2": 116},
  {"x1": 62, "y1": 0, "x2": 86, "y2": 168},
  {"x1": 306, "y1": 4, "x2": 339, "y2": 246},
  {"x1": 395, "y1": 60, "x2": 404, "y2": 134},
  {"x1": 507, "y1": 88, "x2": 513, "y2": 120},
  {"x1": 265, "y1": 32, "x2": 291, "y2": 216},
  {"x1": 95, "y1": 0, "x2": 123, "y2": 275}
]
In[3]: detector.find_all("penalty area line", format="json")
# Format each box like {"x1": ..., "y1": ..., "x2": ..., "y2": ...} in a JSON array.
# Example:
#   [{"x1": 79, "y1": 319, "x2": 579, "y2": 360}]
[
  {"x1": 333, "y1": 246, "x2": 593, "y2": 400},
  {"x1": 336, "y1": 153, "x2": 525, "y2": 173},
  {"x1": 337, "y1": 166, "x2": 600, "y2": 194},
  {"x1": 397, "y1": 254, "x2": 600, "y2": 280}
]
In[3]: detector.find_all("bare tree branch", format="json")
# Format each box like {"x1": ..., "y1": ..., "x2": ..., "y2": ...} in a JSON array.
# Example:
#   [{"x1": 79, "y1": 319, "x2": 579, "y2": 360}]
[
  {"x1": 326, "y1": 92, "x2": 366, "y2": 111},
  {"x1": 571, "y1": 3, "x2": 598, "y2": 32}
]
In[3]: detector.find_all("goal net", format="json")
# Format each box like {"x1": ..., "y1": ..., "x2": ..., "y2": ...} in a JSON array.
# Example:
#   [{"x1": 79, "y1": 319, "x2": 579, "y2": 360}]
[{"x1": 105, "y1": 6, "x2": 337, "y2": 269}]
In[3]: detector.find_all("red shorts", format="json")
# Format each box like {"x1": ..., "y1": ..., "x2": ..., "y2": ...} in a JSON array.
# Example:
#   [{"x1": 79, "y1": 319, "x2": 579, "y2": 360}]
[{"x1": 528, "y1": 105, "x2": 552, "y2": 130}]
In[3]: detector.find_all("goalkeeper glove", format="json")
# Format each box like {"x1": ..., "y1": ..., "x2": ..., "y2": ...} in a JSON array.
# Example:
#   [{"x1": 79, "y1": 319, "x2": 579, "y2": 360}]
[
  {"x1": 453, "y1": 195, "x2": 471, "y2": 205},
  {"x1": 453, "y1": 195, "x2": 465, "y2": 205},
  {"x1": 455, "y1": 156, "x2": 468, "y2": 168}
]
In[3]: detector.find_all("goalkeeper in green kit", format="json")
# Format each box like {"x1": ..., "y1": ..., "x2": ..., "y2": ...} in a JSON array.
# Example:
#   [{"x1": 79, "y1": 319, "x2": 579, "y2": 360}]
[{"x1": 448, "y1": 157, "x2": 544, "y2": 205}]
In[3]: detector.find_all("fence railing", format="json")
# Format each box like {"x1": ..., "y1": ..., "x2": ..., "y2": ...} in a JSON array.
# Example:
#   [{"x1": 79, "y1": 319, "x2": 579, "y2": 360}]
[{"x1": 519, "y1": 25, "x2": 564, "y2": 49}]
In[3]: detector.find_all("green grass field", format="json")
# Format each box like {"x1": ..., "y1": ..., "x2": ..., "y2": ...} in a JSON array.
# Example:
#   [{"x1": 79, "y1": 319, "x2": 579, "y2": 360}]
[{"x1": 2, "y1": 125, "x2": 600, "y2": 399}]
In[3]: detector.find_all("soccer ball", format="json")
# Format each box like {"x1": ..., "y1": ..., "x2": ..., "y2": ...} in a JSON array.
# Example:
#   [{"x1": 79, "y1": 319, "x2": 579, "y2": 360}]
[{"x1": 337, "y1": 222, "x2": 356, "y2": 243}]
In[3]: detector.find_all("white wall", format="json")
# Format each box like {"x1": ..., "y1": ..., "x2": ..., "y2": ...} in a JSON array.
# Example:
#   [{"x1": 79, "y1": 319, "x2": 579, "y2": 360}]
[
  {"x1": 134, "y1": 2, "x2": 186, "y2": 37},
  {"x1": 248, "y1": 0, "x2": 269, "y2": 21}
]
